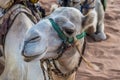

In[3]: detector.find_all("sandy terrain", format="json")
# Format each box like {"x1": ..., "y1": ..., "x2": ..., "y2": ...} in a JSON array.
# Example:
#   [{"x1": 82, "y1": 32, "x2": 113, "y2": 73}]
[{"x1": 0, "y1": 0, "x2": 120, "y2": 80}]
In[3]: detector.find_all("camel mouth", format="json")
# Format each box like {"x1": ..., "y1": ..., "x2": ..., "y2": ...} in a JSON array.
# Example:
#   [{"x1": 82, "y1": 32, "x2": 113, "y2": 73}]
[{"x1": 22, "y1": 47, "x2": 47, "y2": 62}]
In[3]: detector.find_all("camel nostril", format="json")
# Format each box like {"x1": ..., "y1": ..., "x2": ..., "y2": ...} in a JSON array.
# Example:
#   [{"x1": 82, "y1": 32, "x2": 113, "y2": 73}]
[
  {"x1": 64, "y1": 28, "x2": 74, "y2": 35},
  {"x1": 27, "y1": 36, "x2": 41, "y2": 43}
]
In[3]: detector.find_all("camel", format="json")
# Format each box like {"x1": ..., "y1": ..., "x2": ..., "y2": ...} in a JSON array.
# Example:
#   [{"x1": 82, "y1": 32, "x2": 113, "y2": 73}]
[
  {"x1": 0, "y1": 1, "x2": 45, "y2": 80},
  {"x1": 0, "y1": 6, "x2": 95, "y2": 80},
  {"x1": 57, "y1": 0, "x2": 107, "y2": 41},
  {"x1": 0, "y1": 1, "x2": 95, "y2": 80},
  {"x1": 24, "y1": 7, "x2": 97, "y2": 80}
]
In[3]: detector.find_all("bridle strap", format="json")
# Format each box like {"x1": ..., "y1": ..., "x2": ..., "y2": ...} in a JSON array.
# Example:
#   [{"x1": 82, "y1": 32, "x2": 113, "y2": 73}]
[
  {"x1": 42, "y1": 18, "x2": 87, "y2": 78},
  {"x1": 79, "y1": 38, "x2": 86, "y2": 66},
  {"x1": 49, "y1": 18, "x2": 86, "y2": 44},
  {"x1": 51, "y1": 38, "x2": 86, "y2": 77},
  {"x1": 49, "y1": 18, "x2": 69, "y2": 43}
]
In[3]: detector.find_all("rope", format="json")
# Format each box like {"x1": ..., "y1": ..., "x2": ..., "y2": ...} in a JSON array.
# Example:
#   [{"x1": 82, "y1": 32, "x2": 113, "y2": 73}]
[
  {"x1": 50, "y1": 39, "x2": 87, "y2": 78},
  {"x1": 75, "y1": 39, "x2": 97, "y2": 69}
]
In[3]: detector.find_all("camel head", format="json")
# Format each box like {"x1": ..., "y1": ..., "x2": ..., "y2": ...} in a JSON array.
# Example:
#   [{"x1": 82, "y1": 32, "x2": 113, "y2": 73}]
[{"x1": 22, "y1": 7, "x2": 95, "y2": 62}]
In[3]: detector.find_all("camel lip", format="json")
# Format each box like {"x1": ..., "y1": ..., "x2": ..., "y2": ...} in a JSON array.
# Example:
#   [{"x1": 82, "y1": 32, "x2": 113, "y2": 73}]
[{"x1": 22, "y1": 47, "x2": 47, "y2": 62}]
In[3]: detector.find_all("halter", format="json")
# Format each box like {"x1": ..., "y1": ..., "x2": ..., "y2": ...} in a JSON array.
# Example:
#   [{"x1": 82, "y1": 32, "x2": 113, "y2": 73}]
[
  {"x1": 49, "y1": 18, "x2": 86, "y2": 44},
  {"x1": 51, "y1": 39, "x2": 86, "y2": 78},
  {"x1": 40, "y1": 18, "x2": 86, "y2": 79}
]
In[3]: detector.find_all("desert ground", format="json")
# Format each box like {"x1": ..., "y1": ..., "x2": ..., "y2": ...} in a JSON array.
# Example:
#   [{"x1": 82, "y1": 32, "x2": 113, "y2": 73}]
[{"x1": 0, "y1": 0, "x2": 120, "y2": 80}]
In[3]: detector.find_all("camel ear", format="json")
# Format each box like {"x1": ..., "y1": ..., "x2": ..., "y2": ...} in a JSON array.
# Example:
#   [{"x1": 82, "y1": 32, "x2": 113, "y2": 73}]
[{"x1": 82, "y1": 11, "x2": 97, "y2": 34}]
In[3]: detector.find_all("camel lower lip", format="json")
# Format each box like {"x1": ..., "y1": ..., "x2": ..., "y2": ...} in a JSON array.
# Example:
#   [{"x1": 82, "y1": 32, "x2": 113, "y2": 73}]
[{"x1": 23, "y1": 48, "x2": 47, "y2": 62}]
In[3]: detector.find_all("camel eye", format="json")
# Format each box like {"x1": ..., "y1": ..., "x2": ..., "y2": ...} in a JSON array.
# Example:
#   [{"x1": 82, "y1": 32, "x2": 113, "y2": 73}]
[{"x1": 63, "y1": 27, "x2": 74, "y2": 35}]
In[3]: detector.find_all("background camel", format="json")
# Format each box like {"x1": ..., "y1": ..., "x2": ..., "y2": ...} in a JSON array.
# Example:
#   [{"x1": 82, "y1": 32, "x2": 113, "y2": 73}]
[
  {"x1": 57, "y1": 0, "x2": 107, "y2": 41},
  {"x1": 0, "y1": 1, "x2": 44, "y2": 79}
]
